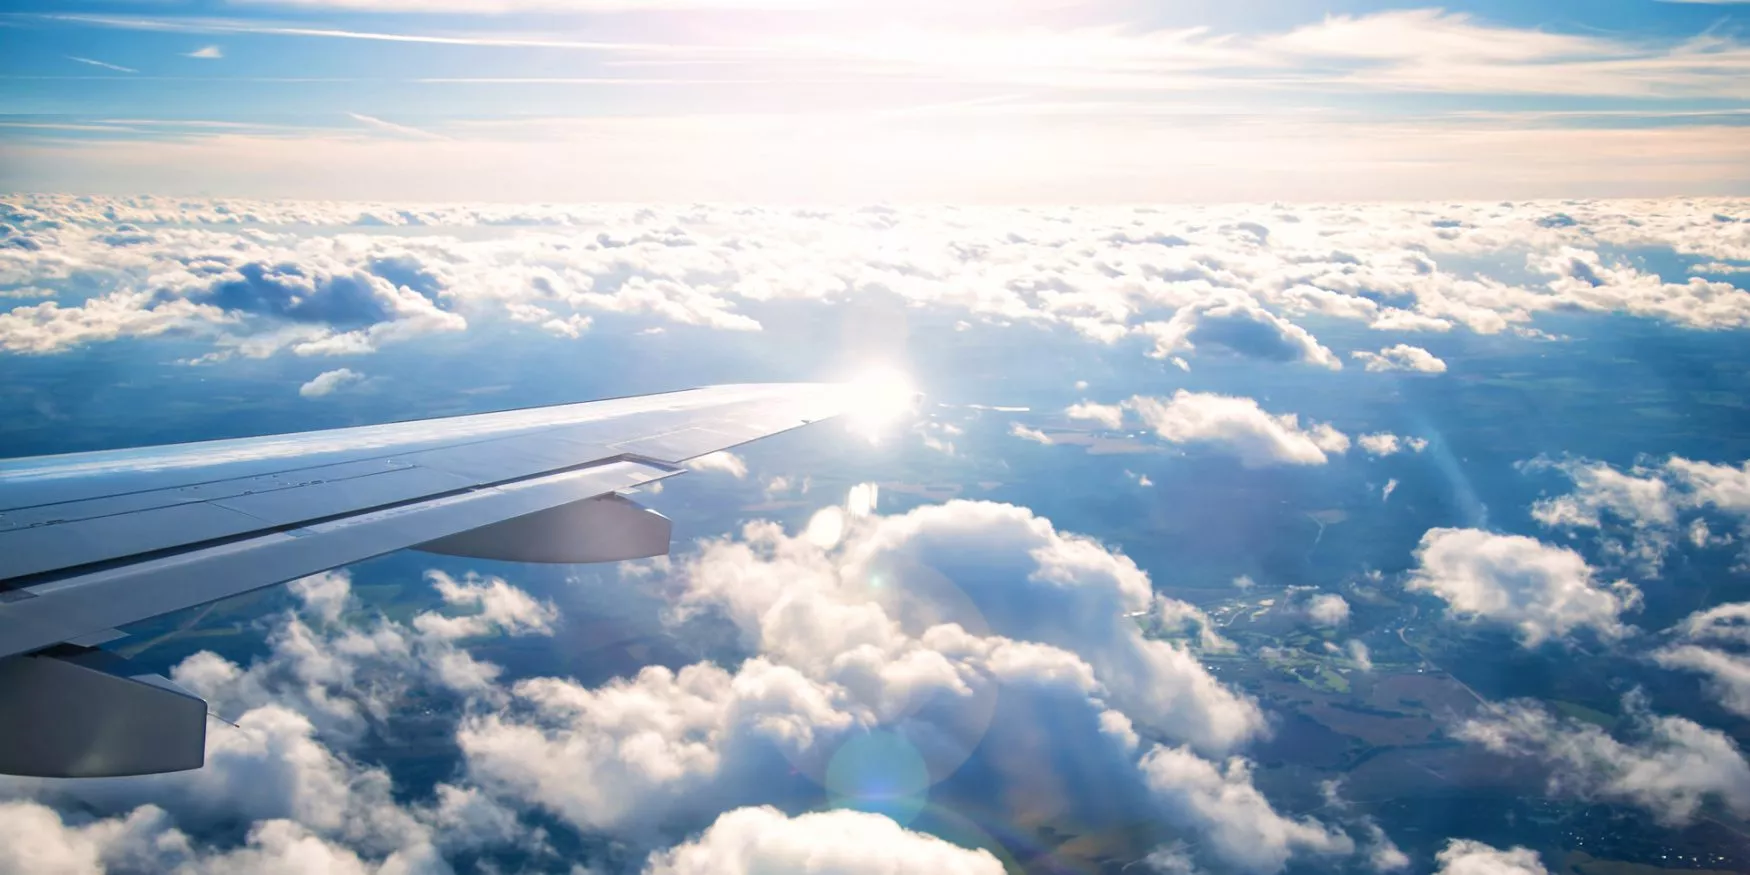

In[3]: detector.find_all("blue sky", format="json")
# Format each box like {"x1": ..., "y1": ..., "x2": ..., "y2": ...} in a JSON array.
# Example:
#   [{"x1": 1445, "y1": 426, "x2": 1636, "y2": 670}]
[{"x1": 2, "y1": 0, "x2": 1749, "y2": 201}]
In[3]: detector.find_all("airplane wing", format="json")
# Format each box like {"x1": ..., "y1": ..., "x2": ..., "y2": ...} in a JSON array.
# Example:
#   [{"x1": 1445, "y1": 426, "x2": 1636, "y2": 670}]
[{"x1": 0, "y1": 382, "x2": 848, "y2": 779}]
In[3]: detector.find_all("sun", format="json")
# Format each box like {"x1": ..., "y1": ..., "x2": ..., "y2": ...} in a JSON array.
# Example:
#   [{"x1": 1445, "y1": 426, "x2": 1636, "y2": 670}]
[{"x1": 842, "y1": 366, "x2": 920, "y2": 443}]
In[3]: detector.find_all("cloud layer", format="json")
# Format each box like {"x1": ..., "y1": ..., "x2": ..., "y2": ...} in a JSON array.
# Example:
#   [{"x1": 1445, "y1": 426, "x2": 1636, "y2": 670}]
[{"x1": 3, "y1": 196, "x2": 1747, "y2": 365}]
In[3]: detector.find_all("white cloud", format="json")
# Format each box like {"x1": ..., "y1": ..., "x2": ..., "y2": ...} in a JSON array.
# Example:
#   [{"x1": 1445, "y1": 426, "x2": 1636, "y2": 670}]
[
  {"x1": 1125, "y1": 391, "x2": 1348, "y2": 467},
  {"x1": 1139, "y1": 745, "x2": 1354, "y2": 874},
  {"x1": 455, "y1": 499, "x2": 1321, "y2": 873},
  {"x1": 1352, "y1": 343, "x2": 1448, "y2": 373},
  {"x1": 1456, "y1": 697, "x2": 1750, "y2": 825},
  {"x1": 171, "y1": 569, "x2": 556, "y2": 738},
  {"x1": 0, "y1": 700, "x2": 529, "y2": 873},
  {"x1": 5, "y1": 197, "x2": 1750, "y2": 367},
  {"x1": 1407, "y1": 528, "x2": 1641, "y2": 646},
  {"x1": 1307, "y1": 594, "x2": 1350, "y2": 627},
  {"x1": 643, "y1": 806, "x2": 1004, "y2": 875},
  {"x1": 0, "y1": 802, "x2": 178, "y2": 875},
  {"x1": 414, "y1": 569, "x2": 558, "y2": 641},
  {"x1": 1433, "y1": 840, "x2": 1548, "y2": 875},
  {"x1": 0, "y1": 291, "x2": 232, "y2": 355},
  {"x1": 1135, "y1": 296, "x2": 1342, "y2": 370},
  {"x1": 458, "y1": 657, "x2": 856, "y2": 833},
  {"x1": 1140, "y1": 844, "x2": 1201, "y2": 875},
  {"x1": 1346, "y1": 640, "x2": 1373, "y2": 672},
  {"x1": 0, "y1": 567, "x2": 564, "y2": 875},
  {"x1": 685, "y1": 451, "x2": 748, "y2": 478},
  {"x1": 288, "y1": 570, "x2": 353, "y2": 625},
  {"x1": 67, "y1": 56, "x2": 137, "y2": 74},
  {"x1": 1065, "y1": 400, "x2": 1125, "y2": 429},
  {"x1": 1673, "y1": 601, "x2": 1750, "y2": 646},
  {"x1": 1534, "y1": 247, "x2": 1750, "y2": 331},
  {"x1": 184, "y1": 45, "x2": 224, "y2": 59},
  {"x1": 1654, "y1": 602, "x2": 1750, "y2": 717},
  {"x1": 1527, "y1": 455, "x2": 1750, "y2": 567},
  {"x1": 540, "y1": 313, "x2": 593, "y2": 337},
  {"x1": 1009, "y1": 423, "x2": 1055, "y2": 444},
  {"x1": 1358, "y1": 433, "x2": 1428, "y2": 456},
  {"x1": 347, "y1": 112, "x2": 448, "y2": 142},
  {"x1": 1665, "y1": 457, "x2": 1750, "y2": 514},
  {"x1": 671, "y1": 501, "x2": 1263, "y2": 752},
  {"x1": 227, "y1": 0, "x2": 884, "y2": 11},
  {"x1": 41, "y1": 6, "x2": 1750, "y2": 107},
  {"x1": 1656, "y1": 645, "x2": 1750, "y2": 717},
  {"x1": 298, "y1": 368, "x2": 365, "y2": 398}
]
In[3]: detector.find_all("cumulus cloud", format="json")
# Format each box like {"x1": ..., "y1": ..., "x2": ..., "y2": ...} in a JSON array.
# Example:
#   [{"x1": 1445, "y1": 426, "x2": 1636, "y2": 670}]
[
  {"x1": 1125, "y1": 391, "x2": 1348, "y2": 467},
  {"x1": 172, "y1": 569, "x2": 557, "y2": 739},
  {"x1": 456, "y1": 500, "x2": 1323, "y2": 872},
  {"x1": 6, "y1": 195, "x2": 1750, "y2": 365},
  {"x1": 668, "y1": 500, "x2": 1264, "y2": 754},
  {"x1": 1656, "y1": 645, "x2": 1750, "y2": 718},
  {"x1": 0, "y1": 800, "x2": 432, "y2": 875},
  {"x1": 1346, "y1": 640, "x2": 1374, "y2": 672},
  {"x1": 1533, "y1": 247, "x2": 1750, "y2": 331},
  {"x1": 1433, "y1": 840, "x2": 1548, "y2": 875},
  {"x1": 1407, "y1": 528, "x2": 1641, "y2": 646},
  {"x1": 1456, "y1": 697, "x2": 1750, "y2": 825},
  {"x1": 298, "y1": 367, "x2": 365, "y2": 398},
  {"x1": 1352, "y1": 344, "x2": 1448, "y2": 373},
  {"x1": 1009, "y1": 423, "x2": 1055, "y2": 444},
  {"x1": 1065, "y1": 400, "x2": 1125, "y2": 429},
  {"x1": 643, "y1": 806, "x2": 1004, "y2": 875},
  {"x1": 1, "y1": 701, "x2": 532, "y2": 874},
  {"x1": 458, "y1": 657, "x2": 857, "y2": 834},
  {"x1": 1654, "y1": 602, "x2": 1750, "y2": 717},
  {"x1": 0, "y1": 291, "x2": 233, "y2": 354},
  {"x1": 176, "y1": 260, "x2": 454, "y2": 328},
  {"x1": 1358, "y1": 433, "x2": 1428, "y2": 457},
  {"x1": 1139, "y1": 746, "x2": 1354, "y2": 874},
  {"x1": 0, "y1": 568, "x2": 570, "y2": 875},
  {"x1": 1307, "y1": 593, "x2": 1351, "y2": 627},
  {"x1": 541, "y1": 313, "x2": 593, "y2": 338},
  {"x1": 1135, "y1": 296, "x2": 1342, "y2": 370},
  {"x1": 1526, "y1": 455, "x2": 1750, "y2": 567},
  {"x1": 685, "y1": 451, "x2": 748, "y2": 478}
]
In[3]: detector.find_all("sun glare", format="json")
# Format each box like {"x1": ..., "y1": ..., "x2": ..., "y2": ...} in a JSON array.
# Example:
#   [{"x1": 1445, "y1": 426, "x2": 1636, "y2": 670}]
[{"x1": 842, "y1": 366, "x2": 920, "y2": 443}]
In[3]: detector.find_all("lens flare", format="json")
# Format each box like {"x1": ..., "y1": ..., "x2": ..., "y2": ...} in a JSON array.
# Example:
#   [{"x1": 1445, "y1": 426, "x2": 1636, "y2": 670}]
[
  {"x1": 825, "y1": 729, "x2": 933, "y2": 826},
  {"x1": 842, "y1": 366, "x2": 920, "y2": 443}
]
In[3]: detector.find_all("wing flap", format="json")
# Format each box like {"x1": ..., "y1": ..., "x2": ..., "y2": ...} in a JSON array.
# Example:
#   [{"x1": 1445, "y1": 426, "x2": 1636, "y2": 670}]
[
  {"x1": 0, "y1": 457, "x2": 421, "y2": 531},
  {"x1": 205, "y1": 465, "x2": 478, "y2": 527},
  {"x1": 0, "y1": 502, "x2": 272, "y2": 581}
]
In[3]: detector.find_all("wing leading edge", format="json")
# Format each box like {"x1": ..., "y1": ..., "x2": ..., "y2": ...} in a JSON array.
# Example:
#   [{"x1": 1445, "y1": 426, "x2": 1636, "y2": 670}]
[{"x1": 0, "y1": 382, "x2": 849, "y2": 778}]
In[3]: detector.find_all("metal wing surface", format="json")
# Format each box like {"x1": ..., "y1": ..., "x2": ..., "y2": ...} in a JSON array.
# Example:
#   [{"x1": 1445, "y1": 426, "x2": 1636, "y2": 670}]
[{"x1": 0, "y1": 382, "x2": 847, "y2": 778}]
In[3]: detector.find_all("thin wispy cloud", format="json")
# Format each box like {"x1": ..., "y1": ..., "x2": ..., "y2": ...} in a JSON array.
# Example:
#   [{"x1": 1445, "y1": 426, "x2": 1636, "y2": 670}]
[
  {"x1": 346, "y1": 111, "x2": 449, "y2": 140},
  {"x1": 31, "y1": 13, "x2": 696, "y2": 53},
  {"x1": 27, "y1": 10, "x2": 1750, "y2": 99},
  {"x1": 66, "y1": 55, "x2": 137, "y2": 73},
  {"x1": 7, "y1": 5, "x2": 1750, "y2": 200},
  {"x1": 229, "y1": 0, "x2": 849, "y2": 8}
]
